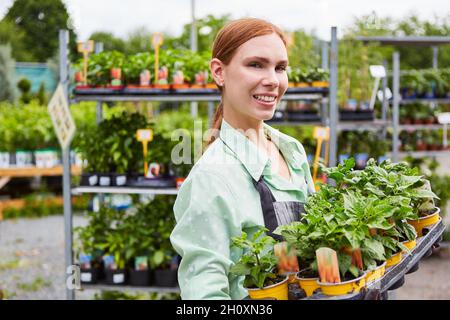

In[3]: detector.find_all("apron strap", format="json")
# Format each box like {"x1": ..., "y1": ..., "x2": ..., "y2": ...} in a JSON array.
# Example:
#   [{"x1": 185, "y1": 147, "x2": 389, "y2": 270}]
[{"x1": 252, "y1": 176, "x2": 283, "y2": 241}]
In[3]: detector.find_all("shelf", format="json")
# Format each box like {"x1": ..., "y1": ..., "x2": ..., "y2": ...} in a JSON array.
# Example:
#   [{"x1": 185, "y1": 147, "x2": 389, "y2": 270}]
[
  {"x1": 0, "y1": 165, "x2": 81, "y2": 177},
  {"x1": 72, "y1": 186, "x2": 179, "y2": 195},
  {"x1": 72, "y1": 87, "x2": 328, "y2": 102},
  {"x1": 399, "y1": 98, "x2": 450, "y2": 105},
  {"x1": 81, "y1": 284, "x2": 180, "y2": 294},
  {"x1": 398, "y1": 124, "x2": 444, "y2": 130},
  {"x1": 338, "y1": 120, "x2": 390, "y2": 131},
  {"x1": 268, "y1": 121, "x2": 323, "y2": 126},
  {"x1": 388, "y1": 150, "x2": 450, "y2": 158}
]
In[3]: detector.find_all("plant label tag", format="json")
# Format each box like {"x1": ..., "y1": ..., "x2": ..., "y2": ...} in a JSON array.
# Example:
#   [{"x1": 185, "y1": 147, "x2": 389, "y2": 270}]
[
  {"x1": 136, "y1": 129, "x2": 153, "y2": 142},
  {"x1": 99, "y1": 176, "x2": 111, "y2": 186},
  {"x1": 113, "y1": 273, "x2": 125, "y2": 284},
  {"x1": 369, "y1": 65, "x2": 386, "y2": 78},
  {"x1": 316, "y1": 247, "x2": 341, "y2": 283},
  {"x1": 313, "y1": 126, "x2": 330, "y2": 141},
  {"x1": 437, "y1": 112, "x2": 450, "y2": 124},
  {"x1": 81, "y1": 272, "x2": 92, "y2": 282},
  {"x1": 77, "y1": 41, "x2": 94, "y2": 53},
  {"x1": 88, "y1": 175, "x2": 98, "y2": 186},
  {"x1": 48, "y1": 84, "x2": 76, "y2": 150},
  {"x1": 151, "y1": 33, "x2": 164, "y2": 48},
  {"x1": 274, "y1": 242, "x2": 299, "y2": 275},
  {"x1": 116, "y1": 175, "x2": 127, "y2": 186}
]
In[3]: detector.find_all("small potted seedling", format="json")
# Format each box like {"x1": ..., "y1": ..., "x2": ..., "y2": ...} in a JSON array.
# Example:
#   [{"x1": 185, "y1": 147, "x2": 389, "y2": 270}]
[
  {"x1": 316, "y1": 247, "x2": 366, "y2": 296},
  {"x1": 129, "y1": 256, "x2": 152, "y2": 286},
  {"x1": 407, "y1": 179, "x2": 441, "y2": 236},
  {"x1": 230, "y1": 228, "x2": 289, "y2": 300},
  {"x1": 152, "y1": 252, "x2": 179, "y2": 287},
  {"x1": 110, "y1": 67, "x2": 123, "y2": 89},
  {"x1": 78, "y1": 253, "x2": 102, "y2": 284},
  {"x1": 140, "y1": 70, "x2": 151, "y2": 87},
  {"x1": 172, "y1": 70, "x2": 189, "y2": 89},
  {"x1": 103, "y1": 254, "x2": 127, "y2": 285},
  {"x1": 154, "y1": 66, "x2": 170, "y2": 89}
]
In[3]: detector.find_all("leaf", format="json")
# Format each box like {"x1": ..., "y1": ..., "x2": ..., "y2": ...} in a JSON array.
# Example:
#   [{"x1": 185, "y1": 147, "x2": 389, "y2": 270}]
[
  {"x1": 348, "y1": 265, "x2": 360, "y2": 278},
  {"x1": 337, "y1": 253, "x2": 352, "y2": 278},
  {"x1": 362, "y1": 238, "x2": 385, "y2": 261},
  {"x1": 409, "y1": 189, "x2": 439, "y2": 199},
  {"x1": 229, "y1": 263, "x2": 251, "y2": 276}
]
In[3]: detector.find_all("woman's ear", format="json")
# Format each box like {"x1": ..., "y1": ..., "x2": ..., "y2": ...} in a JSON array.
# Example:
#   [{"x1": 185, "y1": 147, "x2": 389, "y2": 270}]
[{"x1": 210, "y1": 58, "x2": 225, "y2": 87}]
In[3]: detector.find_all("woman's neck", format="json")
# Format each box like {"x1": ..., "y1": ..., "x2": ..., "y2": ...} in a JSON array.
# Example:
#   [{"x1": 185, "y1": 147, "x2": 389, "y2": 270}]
[{"x1": 223, "y1": 105, "x2": 268, "y2": 148}]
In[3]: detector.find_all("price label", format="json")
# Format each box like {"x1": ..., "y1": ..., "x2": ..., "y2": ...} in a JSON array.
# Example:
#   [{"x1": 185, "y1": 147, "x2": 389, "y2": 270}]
[
  {"x1": 313, "y1": 126, "x2": 329, "y2": 140},
  {"x1": 77, "y1": 40, "x2": 94, "y2": 53},
  {"x1": 152, "y1": 33, "x2": 164, "y2": 48},
  {"x1": 136, "y1": 129, "x2": 153, "y2": 142}
]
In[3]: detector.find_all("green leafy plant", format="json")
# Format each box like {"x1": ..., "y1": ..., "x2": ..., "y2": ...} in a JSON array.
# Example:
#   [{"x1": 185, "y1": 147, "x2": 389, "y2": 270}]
[{"x1": 230, "y1": 227, "x2": 280, "y2": 289}]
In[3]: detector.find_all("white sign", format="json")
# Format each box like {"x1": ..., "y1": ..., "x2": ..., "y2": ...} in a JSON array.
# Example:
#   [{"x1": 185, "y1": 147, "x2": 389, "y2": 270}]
[
  {"x1": 377, "y1": 88, "x2": 392, "y2": 101},
  {"x1": 48, "y1": 84, "x2": 76, "y2": 150},
  {"x1": 370, "y1": 65, "x2": 386, "y2": 78},
  {"x1": 437, "y1": 112, "x2": 450, "y2": 124}
]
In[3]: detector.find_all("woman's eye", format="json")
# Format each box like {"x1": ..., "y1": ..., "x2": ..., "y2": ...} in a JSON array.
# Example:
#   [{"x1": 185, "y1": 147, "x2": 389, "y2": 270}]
[
  {"x1": 276, "y1": 65, "x2": 287, "y2": 72},
  {"x1": 249, "y1": 62, "x2": 262, "y2": 68}
]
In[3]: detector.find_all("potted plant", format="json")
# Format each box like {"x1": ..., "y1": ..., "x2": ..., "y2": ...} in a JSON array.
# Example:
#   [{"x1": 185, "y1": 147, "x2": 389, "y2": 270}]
[
  {"x1": 230, "y1": 227, "x2": 289, "y2": 300},
  {"x1": 123, "y1": 52, "x2": 154, "y2": 88},
  {"x1": 74, "y1": 207, "x2": 113, "y2": 284}
]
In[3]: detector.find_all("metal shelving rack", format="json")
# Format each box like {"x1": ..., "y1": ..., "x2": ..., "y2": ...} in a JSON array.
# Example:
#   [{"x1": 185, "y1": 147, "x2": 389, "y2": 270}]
[
  {"x1": 59, "y1": 28, "x2": 339, "y2": 300},
  {"x1": 356, "y1": 36, "x2": 450, "y2": 162}
]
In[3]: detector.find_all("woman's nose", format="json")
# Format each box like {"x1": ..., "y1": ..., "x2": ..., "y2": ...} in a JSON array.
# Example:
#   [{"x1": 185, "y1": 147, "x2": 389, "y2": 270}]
[{"x1": 261, "y1": 70, "x2": 279, "y2": 87}]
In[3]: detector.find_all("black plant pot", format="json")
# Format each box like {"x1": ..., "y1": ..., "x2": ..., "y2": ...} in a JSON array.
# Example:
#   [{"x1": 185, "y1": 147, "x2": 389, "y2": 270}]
[
  {"x1": 80, "y1": 267, "x2": 100, "y2": 284},
  {"x1": 98, "y1": 173, "x2": 112, "y2": 187},
  {"x1": 80, "y1": 173, "x2": 98, "y2": 186},
  {"x1": 129, "y1": 269, "x2": 152, "y2": 286},
  {"x1": 110, "y1": 173, "x2": 127, "y2": 187},
  {"x1": 153, "y1": 269, "x2": 178, "y2": 287},
  {"x1": 105, "y1": 269, "x2": 127, "y2": 285}
]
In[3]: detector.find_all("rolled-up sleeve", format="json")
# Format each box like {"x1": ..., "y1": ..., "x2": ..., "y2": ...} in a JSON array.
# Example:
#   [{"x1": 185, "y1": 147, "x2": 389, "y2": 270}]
[{"x1": 170, "y1": 169, "x2": 239, "y2": 300}]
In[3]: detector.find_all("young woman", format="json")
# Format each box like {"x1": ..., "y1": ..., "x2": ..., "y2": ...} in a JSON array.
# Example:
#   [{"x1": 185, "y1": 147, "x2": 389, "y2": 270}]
[{"x1": 170, "y1": 18, "x2": 315, "y2": 300}]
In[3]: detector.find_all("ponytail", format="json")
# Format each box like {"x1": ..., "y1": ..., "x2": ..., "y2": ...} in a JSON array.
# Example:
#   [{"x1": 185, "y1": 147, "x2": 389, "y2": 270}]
[{"x1": 206, "y1": 102, "x2": 223, "y2": 147}]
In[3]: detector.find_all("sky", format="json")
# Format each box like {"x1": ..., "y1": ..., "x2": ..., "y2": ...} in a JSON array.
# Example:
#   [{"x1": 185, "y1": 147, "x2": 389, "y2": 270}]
[{"x1": 0, "y1": 0, "x2": 449, "y2": 41}]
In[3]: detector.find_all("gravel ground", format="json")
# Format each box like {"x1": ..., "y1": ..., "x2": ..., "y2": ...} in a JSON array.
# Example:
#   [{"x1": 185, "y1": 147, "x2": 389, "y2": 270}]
[
  {"x1": 0, "y1": 215, "x2": 97, "y2": 300},
  {"x1": 1, "y1": 214, "x2": 450, "y2": 300}
]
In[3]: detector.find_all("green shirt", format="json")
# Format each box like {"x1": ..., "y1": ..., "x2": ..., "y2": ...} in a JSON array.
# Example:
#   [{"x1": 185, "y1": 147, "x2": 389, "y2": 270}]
[{"x1": 170, "y1": 119, "x2": 315, "y2": 300}]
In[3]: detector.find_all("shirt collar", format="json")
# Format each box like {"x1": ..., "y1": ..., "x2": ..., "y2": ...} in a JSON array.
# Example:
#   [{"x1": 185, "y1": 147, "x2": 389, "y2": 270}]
[{"x1": 219, "y1": 119, "x2": 305, "y2": 181}]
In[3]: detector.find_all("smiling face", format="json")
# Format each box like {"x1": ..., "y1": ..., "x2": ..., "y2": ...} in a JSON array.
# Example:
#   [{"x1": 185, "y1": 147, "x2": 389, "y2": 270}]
[{"x1": 212, "y1": 33, "x2": 289, "y2": 126}]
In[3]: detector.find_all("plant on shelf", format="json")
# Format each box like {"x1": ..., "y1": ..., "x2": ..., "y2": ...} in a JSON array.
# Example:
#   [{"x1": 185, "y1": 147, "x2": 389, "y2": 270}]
[
  {"x1": 83, "y1": 51, "x2": 125, "y2": 87},
  {"x1": 401, "y1": 71, "x2": 426, "y2": 98},
  {"x1": 423, "y1": 69, "x2": 446, "y2": 98},
  {"x1": 123, "y1": 52, "x2": 154, "y2": 86}
]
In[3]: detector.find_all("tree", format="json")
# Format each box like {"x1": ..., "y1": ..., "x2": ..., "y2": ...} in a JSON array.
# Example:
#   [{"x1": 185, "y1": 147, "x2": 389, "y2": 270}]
[
  {"x1": 287, "y1": 29, "x2": 320, "y2": 69},
  {"x1": 124, "y1": 27, "x2": 154, "y2": 55},
  {"x1": 3, "y1": 0, "x2": 78, "y2": 62},
  {"x1": 17, "y1": 78, "x2": 32, "y2": 104},
  {"x1": 36, "y1": 81, "x2": 47, "y2": 105},
  {"x1": 166, "y1": 14, "x2": 230, "y2": 52},
  {"x1": 0, "y1": 19, "x2": 34, "y2": 61},
  {"x1": 89, "y1": 31, "x2": 126, "y2": 53},
  {"x1": 0, "y1": 44, "x2": 17, "y2": 102}
]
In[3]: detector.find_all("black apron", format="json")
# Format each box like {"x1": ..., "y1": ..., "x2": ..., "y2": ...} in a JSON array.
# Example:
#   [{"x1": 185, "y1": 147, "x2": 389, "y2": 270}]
[{"x1": 252, "y1": 176, "x2": 305, "y2": 241}]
